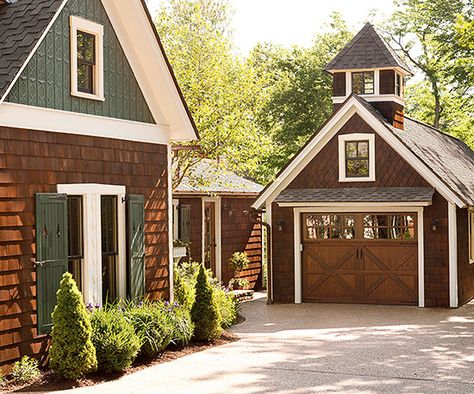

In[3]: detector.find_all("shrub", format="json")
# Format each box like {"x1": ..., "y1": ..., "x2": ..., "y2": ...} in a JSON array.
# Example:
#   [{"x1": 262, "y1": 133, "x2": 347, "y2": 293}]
[
  {"x1": 126, "y1": 301, "x2": 174, "y2": 357},
  {"x1": 191, "y1": 264, "x2": 222, "y2": 341},
  {"x1": 214, "y1": 288, "x2": 239, "y2": 329},
  {"x1": 166, "y1": 304, "x2": 194, "y2": 346},
  {"x1": 11, "y1": 356, "x2": 40, "y2": 383},
  {"x1": 229, "y1": 252, "x2": 249, "y2": 273},
  {"x1": 90, "y1": 308, "x2": 141, "y2": 372},
  {"x1": 49, "y1": 273, "x2": 97, "y2": 379},
  {"x1": 173, "y1": 266, "x2": 195, "y2": 311},
  {"x1": 0, "y1": 370, "x2": 4, "y2": 387}
]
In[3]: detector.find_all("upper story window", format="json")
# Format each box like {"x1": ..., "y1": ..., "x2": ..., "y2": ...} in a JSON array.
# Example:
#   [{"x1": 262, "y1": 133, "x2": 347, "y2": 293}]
[
  {"x1": 395, "y1": 73, "x2": 403, "y2": 97},
  {"x1": 338, "y1": 133, "x2": 376, "y2": 182},
  {"x1": 70, "y1": 16, "x2": 104, "y2": 101},
  {"x1": 469, "y1": 209, "x2": 474, "y2": 264},
  {"x1": 352, "y1": 71, "x2": 374, "y2": 95}
]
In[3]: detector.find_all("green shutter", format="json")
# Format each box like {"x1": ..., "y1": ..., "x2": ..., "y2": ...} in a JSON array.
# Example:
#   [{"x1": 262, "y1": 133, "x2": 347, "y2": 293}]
[
  {"x1": 179, "y1": 205, "x2": 191, "y2": 242},
  {"x1": 35, "y1": 193, "x2": 68, "y2": 335},
  {"x1": 127, "y1": 195, "x2": 145, "y2": 299}
]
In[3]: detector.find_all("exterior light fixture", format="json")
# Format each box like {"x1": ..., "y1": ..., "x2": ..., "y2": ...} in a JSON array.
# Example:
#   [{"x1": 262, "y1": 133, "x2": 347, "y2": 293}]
[{"x1": 432, "y1": 218, "x2": 440, "y2": 231}]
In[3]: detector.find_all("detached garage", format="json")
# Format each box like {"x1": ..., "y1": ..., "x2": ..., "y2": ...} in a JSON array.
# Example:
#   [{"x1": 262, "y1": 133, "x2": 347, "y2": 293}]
[{"x1": 252, "y1": 24, "x2": 474, "y2": 308}]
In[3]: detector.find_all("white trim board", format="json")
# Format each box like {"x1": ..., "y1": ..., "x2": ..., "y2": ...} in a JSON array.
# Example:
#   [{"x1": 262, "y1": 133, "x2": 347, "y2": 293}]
[
  {"x1": 292, "y1": 205, "x2": 425, "y2": 307},
  {"x1": 448, "y1": 202, "x2": 458, "y2": 308},
  {"x1": 252, "y1": 96, "x2": 465, "y2": 210},
  {"x1": 57, "y1": 183, "x2": 127, "y2": 306},
  {"x1": 201, "y1": 197, "x2": 222, "y2": 281},
  {"x1": 167, "y1": 146, "x2": 175, "y2": 301},
  {"x1": 0, "y1": 103, "x2": 171, "y2": 145}
]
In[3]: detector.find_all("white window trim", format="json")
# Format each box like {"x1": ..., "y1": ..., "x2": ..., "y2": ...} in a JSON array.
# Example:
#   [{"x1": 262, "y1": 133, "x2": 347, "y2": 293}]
[
  {"x1": 57, "y1": 184, "x2": 126, "y2": 306},
  {"x1": 70, "y1": 16, "x2": 105, "y2": 101},
  {"x1": 201, "y1": 197, "x2": 222, "y2": 281},
  {"x1": 293, "y1": 205, "x2": 425, "y2": 307},
  {"x1": 469, "y1": 208, "x2": 474, "y2": 264},
  {"x1": 338, "y1": 133, "x2": 376, "y2": 182}
]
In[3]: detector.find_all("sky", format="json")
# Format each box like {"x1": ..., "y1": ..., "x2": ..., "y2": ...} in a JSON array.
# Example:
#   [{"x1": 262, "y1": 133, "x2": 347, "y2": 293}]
[{"x1": 146, "y1": 0, "x2": 395, "y2": 54}]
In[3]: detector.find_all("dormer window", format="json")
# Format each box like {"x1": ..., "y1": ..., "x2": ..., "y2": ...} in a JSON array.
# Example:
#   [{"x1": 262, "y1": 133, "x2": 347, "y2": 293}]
[
  {"x1": 70, "y1": 16, "x2": 104, "y2": 101},
  {"x1": 338, "y1": 134, "x2": 376, "y2": 182},
  {"x1": 352, "y1": 71, "x2": 374, "y2": 95}
]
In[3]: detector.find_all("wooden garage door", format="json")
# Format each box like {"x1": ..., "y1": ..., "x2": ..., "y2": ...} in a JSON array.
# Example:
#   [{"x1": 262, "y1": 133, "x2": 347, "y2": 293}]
[{"x1": 302, "y1": 213, "x2": 418, "y2": 305}]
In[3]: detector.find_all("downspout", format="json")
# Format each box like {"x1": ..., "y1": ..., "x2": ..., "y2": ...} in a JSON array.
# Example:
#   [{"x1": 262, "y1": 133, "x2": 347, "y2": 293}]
[{"x1": 247, "y1": 208, "x2": 273, "y2": 304}]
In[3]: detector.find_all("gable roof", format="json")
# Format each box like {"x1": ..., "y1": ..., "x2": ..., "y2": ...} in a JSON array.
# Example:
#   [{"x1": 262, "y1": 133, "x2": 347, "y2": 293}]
[
  {"x1": 325, "y1": 22, "x2": 412, "y2": 75},
  {"x1": 174, "y1": 159, "x2": 263, "y2": 195},
  {"x1": 252, "y1": 94, "x2": 473, "y2": 209},
  {"x1": 0, "y1": 0, "x2": 64, "y2": 99},
  {"x1": 0, "y1": 0, "x2": 198, "y2": 141}
]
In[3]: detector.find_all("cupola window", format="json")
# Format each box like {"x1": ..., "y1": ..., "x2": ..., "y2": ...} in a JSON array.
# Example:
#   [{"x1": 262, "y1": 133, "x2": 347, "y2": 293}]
[{"x1": 352, "y1": 71, "x2": 374, "y2": 95}]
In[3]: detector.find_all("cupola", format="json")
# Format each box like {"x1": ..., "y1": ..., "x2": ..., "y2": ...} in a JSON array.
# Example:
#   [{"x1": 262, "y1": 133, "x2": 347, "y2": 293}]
[{"x1": 325, "y1": 23, "x2": 413, "y2": 130}]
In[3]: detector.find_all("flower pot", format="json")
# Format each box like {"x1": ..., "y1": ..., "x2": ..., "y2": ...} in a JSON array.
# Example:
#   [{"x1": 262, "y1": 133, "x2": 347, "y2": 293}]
[{"x1": 173, "y1": 246, "x2": 187, "y2": 258}]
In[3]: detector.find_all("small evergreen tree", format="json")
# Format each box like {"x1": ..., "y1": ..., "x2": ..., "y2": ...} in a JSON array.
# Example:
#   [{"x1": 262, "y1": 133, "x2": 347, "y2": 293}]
[
  {"x1": 49, "y1": 273, "x2": 97, "y2": 379},
  {"x1": 191, "y1": 264, "x2": 222, "y2": 341}
]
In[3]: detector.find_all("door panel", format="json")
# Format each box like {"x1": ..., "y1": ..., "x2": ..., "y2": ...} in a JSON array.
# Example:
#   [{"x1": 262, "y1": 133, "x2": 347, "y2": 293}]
[
  {"x1": 127, "y1": 194, "x2": 145, "y2": 299},
  {"x1": 302, "y1": 212, "x2": 418, "y2": 306},
  {"x1": 204, "y1": 201, "x2": 216, "y2": 273}
]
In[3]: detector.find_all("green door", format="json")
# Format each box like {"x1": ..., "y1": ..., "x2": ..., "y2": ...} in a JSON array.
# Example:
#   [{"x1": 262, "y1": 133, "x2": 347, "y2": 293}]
[
  {"x1": 35, "y1": 193, "x2": 68, "y2": 334},
  {"x1": 127, "y1": 195, "x2": 145, "y2": 299}
]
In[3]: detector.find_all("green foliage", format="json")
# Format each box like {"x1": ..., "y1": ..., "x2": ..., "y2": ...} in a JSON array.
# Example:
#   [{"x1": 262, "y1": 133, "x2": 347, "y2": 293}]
[
  {"x1": 90, "y1": 308, "x2": 141, "y2": 372},
  {"x1": 213, "y1": 288, "x2": 238, "y2": 329},
  {"x1": 191, "y1": 265, "x2": 222, "y2": 341},
  {"x1": 173, "y1": 264, "x2": 196, "y2": 310},
  {"x1": 0, "y1": 370, "x2": 4, "y2": 387},
  {"x1": 126, "y1": 301, "x2": 174, "y2": 357},
  {"x1": 49, "y1": 273, "x2": 97, "y2": 379},
  {"x1": 166, "y1": 304, "x2": 195, "y2": 346},
  {"x1": 229, "y1": 252, "x2": 249, "y2": 273},
  {"x1": 11, "y1": 356, "x2": 40, "y2": 384}
]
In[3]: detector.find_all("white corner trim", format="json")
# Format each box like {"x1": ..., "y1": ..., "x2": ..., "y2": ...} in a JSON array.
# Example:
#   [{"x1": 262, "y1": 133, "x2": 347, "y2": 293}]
[
  {"x1": 70, "y1": 16, "x2": 105, "y2": 101},
  {"x1": 266, "y1": 200, "x2": 273, "y2": 303},
  {"x1": 293, "y1": 205, "x2": 425, "y2": 307},
  {"x1": 201, "y1": 197, "x2": 222, "y2": 281},
  {"x1": 0, "y1": 102, "x2": 171, "y2": 145},
  {"x1": 374, "y1": 70, "x2": 380, "y2": 95},
  {"x1": 57, "y1": 183, "x2": 126, "y2": 306},
  {"x1": 448, "y1": 202, "x2": 458, "y2": 308},
  {"x1": 168, "y1": 147, "x2": 174, "y2": 301},
  {"x1": 252, "y1": 96, "x2": 465, "y2": 210},
  {"x1": 0, "y1": 0, "x2": 69, "y2": 105},
  {"x1": 338, "y1": 133, "x2": 376, "y2": 182}
]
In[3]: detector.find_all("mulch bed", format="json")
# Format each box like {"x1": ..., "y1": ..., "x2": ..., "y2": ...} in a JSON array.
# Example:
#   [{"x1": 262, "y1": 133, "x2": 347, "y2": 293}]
[{"x1": 2, "y1": 330, "x2": 239, "y2": 393}]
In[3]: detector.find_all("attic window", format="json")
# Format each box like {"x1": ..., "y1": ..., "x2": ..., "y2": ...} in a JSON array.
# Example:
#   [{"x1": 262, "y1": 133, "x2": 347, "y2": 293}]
[
  {"x1": 352, "y1": 71, "x2": 374, "y2": 95},
  {"x1": 338, "y1": 134, "x2": 376, "y2": 182},
  {"x1": 70, "y1": 16, "x2": 104, "y2": 101}
]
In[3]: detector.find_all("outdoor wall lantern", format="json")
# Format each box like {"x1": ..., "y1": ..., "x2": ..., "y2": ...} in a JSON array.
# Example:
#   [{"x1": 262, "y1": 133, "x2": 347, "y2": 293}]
[
  {"x1": 431, "y1": 218, "x2": 440, "y2": 231},
  {"x1": 277, "y1": 219, "x2": 286, "y2": 232}
]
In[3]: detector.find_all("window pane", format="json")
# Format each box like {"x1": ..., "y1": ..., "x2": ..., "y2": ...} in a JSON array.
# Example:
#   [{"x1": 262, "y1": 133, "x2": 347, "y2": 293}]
[
  {"x1": 101, "y1": 196, "x2": 117, "y2": 254},
  {"x1": 77, "y1": 63, "x2": 93, "y2": 93},
  {"x1": 364, "y1": 214, "x2": 416, "y2": 240},
  {"x1": 352, "y1": 73, "x2": 363, "y2": 94},
  {"x1": 77, "y1": 31, "x2": 95, "y2": 63},
  {"x1": 102, "y1": 255, "x2": 117, "y2": 302},
  {"x1": 347, "y1": 159, "x2": 369, "y2": 177},
  {"x1": 67, "y1": 196, "x2": 83, "y2": 258},
  {"x1": 357, "y1": 141, "x2": 369, "y2": 158},
  {"x1": 364, "y1": 72, "x2": 374, "y2": 94},
  {"x1": 68, "y1": 259, "x2": 82, "y2": 290},
  {"x1": 346, "y1": 142, "x2": 358, "y2": 158}
]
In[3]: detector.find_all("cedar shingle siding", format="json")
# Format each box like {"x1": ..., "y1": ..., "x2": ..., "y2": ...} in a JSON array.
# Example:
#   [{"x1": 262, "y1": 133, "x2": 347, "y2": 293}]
[{"x1": 0, "y1": 126, "x2": 169, "y2": 369}]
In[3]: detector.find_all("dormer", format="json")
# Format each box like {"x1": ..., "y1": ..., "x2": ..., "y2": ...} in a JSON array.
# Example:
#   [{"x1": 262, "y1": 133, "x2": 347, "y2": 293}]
[{"x1": 325, "y1": 23, "x2": 413, "y2": 130}]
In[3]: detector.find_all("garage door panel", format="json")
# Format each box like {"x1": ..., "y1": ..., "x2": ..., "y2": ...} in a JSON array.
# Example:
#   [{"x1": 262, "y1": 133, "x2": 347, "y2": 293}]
[
  {"x1": 304, "y1": 274, "x2": 356, "y2": 301},
  {"x1": 363, "y1": 245, "x2": 417, "y2": 272},
  {"x1": 364, "y1": 276, "x2": 417, "y2": 304}
]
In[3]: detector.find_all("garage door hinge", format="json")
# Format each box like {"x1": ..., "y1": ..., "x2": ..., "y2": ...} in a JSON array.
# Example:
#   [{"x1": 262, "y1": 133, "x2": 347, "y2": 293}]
[{"x1": 300, "y1": 244, "x2": 304, "y2": 252}]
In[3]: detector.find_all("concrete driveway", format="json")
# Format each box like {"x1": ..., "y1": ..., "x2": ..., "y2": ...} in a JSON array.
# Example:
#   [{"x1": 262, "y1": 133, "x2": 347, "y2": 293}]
[{"x1": 59, "y1": 294, "x2": 474, "y2": 394}]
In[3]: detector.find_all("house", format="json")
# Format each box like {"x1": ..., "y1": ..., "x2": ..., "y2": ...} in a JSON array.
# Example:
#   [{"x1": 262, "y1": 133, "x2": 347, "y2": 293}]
[
  {"x1": 173, "y1": 159, "x2": 264, "y2": 289},
  {"x1": 252, "y1": 23, "x2": 474, "y2": 308},
  {"x1": 0, "y1": 0, "x2": 197, "y2": 369}
]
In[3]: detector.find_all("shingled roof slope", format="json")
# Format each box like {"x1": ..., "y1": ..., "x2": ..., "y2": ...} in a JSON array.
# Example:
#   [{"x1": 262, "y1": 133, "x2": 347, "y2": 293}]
[
  {"x1": 325, "y1": 22, "x2": 412, "y2": 74},
  {"x1": 174, "y1": 159, "x2": 263, "y2": 195},
  {"x1": 0, "y1": 0, "x2": 64, "y2": 100}
]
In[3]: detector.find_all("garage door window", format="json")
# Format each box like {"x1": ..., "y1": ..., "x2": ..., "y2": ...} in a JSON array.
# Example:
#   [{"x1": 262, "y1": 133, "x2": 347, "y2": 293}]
[
  {"x1": 304, "y1": 214, "x2": 355, "y2": 240},
  {"x1": 363, "y1": 214, "x2": 416, "y2": 240}
]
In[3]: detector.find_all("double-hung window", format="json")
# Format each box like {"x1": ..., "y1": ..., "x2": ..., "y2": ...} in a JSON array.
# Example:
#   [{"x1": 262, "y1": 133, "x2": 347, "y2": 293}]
[
  {"x1": 352, "y1": 71, "x2": 374, "y2": 95},
  {"x1": 70, "y1": 16, "x2": 104, "y2": 100}
]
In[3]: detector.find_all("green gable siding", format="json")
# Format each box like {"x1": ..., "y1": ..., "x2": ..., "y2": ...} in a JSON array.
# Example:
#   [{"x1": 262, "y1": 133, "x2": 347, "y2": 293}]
[{"x1": 6, "y1": 0, "x2": 155, "y2": 124}]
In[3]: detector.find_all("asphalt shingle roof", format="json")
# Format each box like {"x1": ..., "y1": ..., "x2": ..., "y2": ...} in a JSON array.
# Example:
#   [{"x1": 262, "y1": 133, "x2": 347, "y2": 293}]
[
  {"x1": 325, "y1": 23, "x2": 412, "y2": 74},
  {"x1": 174, "y1": 159, "x2": 263, "y2": 195},
  {"x1": 0, "y1": 0, "x2": 64, "y2": 100},
  {"x1": 275, "y1": 187, "x2": 434, "y2": 204}
]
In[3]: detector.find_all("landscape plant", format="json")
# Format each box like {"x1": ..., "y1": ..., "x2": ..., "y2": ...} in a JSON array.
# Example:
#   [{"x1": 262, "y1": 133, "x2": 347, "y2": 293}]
[
  {"x1": 49, "y1": 273, "x2": 97, "y2": 379},
  {"x1": 173, "y1": 265, "x2": 195, "y2": 310},
  {"x1": 229, "y1": 251, "x2": 250, "y2": 289},
  {"x1": 11, "y1": 356, "x2": 40, "y2": 384},
  {"x1": 164, "y1": 303, "x2": 194, "y2": 346},
  {"x1": 191, "y1": 264, "x2": 222, "y2": 341},
  {"x1": 90, "y1": 308, "x2": 141, "y2": 372}
]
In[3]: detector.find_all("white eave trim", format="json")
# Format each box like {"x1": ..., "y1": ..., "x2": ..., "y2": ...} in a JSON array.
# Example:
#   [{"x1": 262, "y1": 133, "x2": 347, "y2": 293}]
[
  {"x1": 277, "y1": 201, "x2": 432, "y2": 208},
  {"x1": 333, "y1": 94, "x2": 405, "y2": 106},
  {"x1": 252, "y1": 96, "x2": 465, "y2": 210},
  {"x1": 0, "y1": 102, "x2": 171, "y2": 145}
]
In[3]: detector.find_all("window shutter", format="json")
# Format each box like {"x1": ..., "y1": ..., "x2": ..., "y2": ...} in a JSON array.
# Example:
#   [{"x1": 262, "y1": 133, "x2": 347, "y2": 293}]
[
  {"x1": 127, "y1": 195, "x2": 145, "y2": 299},
  {"x1": 35, "y1": 193, "x2": 68, "y2": 335},
  {"x1": 179, "y1": 205, "x2": 191, "y2": 242}
]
